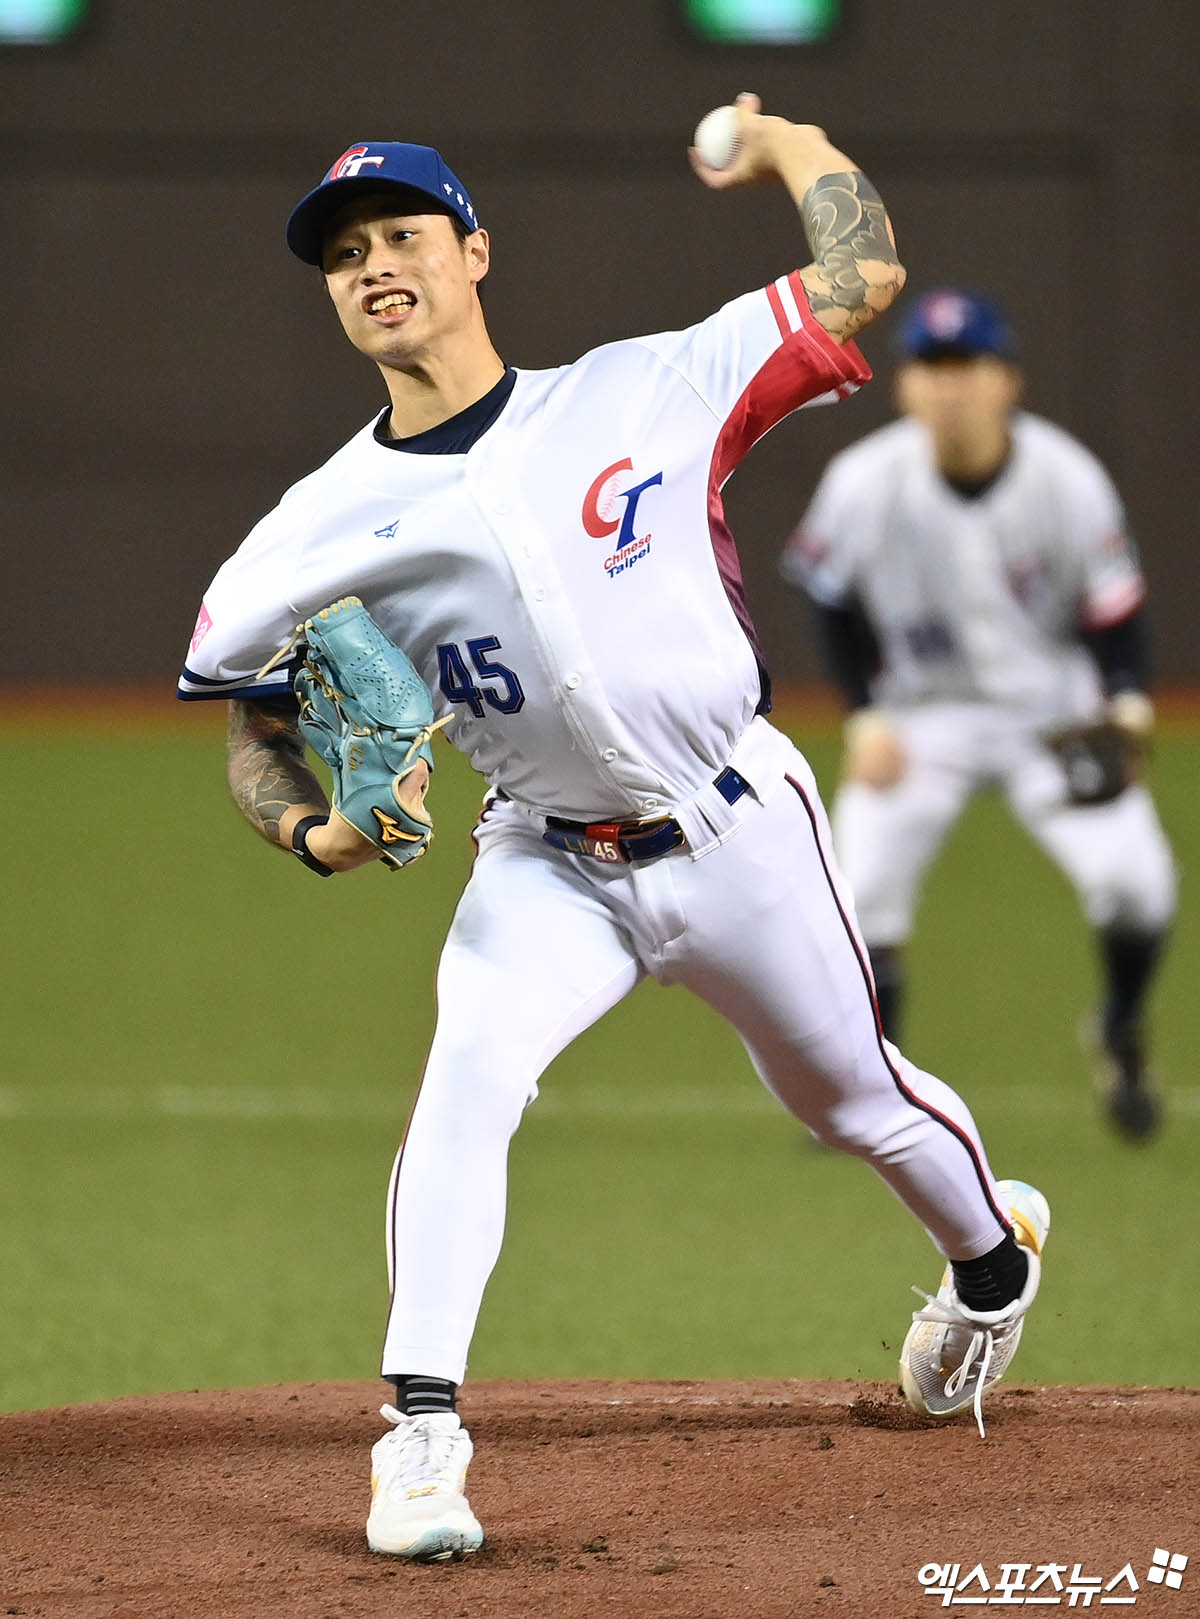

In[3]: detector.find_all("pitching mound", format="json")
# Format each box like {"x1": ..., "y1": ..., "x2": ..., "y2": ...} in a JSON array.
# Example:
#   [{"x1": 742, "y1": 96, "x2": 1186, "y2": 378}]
[{"x1": 1, "y1": 1379, "x2": 1196, "y2": 1618}]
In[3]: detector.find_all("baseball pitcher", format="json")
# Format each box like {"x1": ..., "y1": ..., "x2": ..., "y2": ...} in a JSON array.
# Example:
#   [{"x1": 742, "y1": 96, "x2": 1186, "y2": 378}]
[{"x1": 181, "y1": 104, "x2": 1049, "y2": 1560}]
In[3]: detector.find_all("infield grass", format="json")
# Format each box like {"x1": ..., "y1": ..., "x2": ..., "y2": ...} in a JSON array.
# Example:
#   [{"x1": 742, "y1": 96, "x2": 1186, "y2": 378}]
[{"x1": 0, "y1": 706, "x2": 1196, "y2": 1411}]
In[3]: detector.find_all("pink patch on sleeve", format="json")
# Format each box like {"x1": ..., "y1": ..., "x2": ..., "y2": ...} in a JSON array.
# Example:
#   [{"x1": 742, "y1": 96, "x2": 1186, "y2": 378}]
[{"x1": 190, "y1": 602, "x2": 213, "y2": 653}]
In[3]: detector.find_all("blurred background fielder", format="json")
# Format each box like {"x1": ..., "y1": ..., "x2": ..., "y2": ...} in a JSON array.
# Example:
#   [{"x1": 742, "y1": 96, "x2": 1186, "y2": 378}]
[{"x1": 780, "y1": 288, "x2": 1177, "y2": 1140}]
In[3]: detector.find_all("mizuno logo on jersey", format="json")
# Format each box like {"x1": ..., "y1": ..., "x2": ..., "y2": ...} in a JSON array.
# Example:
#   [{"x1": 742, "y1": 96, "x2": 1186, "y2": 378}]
[
  {"x1": 581, "y1": 457, "x2": 663, "y2": 580},
  {"x1": 374, "y1": 518, "x2": 402, "y2": 540}
]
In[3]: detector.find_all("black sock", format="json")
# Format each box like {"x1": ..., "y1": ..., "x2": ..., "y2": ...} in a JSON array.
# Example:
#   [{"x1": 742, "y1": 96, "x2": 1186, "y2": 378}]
[
  {"x1": 1099, "y1": 925, "x2": 1167, "y2": 1043},
  {"x1": 951, "y1": 1234, "x2": 1029, "y2": 1314},
  {"x1": 389, "y1": 1375, "x2": 458, "y2": 1416},
  {"x1": 869, "y1": 945, "x2": 904, "y2": 1042}
]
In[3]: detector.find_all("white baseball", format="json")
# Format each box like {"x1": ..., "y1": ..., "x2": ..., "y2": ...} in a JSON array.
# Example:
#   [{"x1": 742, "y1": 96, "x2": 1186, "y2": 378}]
[{"x1": 692, "y1": 105, "x2": 741, "y2": 170}]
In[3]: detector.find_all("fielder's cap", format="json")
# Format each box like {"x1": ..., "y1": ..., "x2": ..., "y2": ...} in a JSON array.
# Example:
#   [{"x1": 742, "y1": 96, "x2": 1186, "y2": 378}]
[
  {"x1": 895, "y1": 288, "x2": 1017, "y2": 361},
  {"x1": 286, "y1": 141, "x2": 479, "y2": 266}
]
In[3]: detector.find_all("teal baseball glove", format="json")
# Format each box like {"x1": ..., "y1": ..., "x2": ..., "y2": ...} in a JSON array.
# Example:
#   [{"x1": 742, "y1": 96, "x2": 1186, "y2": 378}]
[{"x1": 265, "y1": 596, "x2": 449, "y2": 868}]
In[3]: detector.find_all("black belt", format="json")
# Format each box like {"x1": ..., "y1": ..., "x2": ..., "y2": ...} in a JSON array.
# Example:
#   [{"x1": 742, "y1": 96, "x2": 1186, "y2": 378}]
[{"x1": 542, "y1": 767, "x2": 748, "y2": 865}]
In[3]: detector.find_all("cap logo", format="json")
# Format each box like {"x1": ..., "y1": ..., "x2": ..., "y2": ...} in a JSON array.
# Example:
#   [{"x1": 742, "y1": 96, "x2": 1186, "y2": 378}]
[
  {"x1": 920, "y1": 291, "x2": 971, "y2": 341},
  {"x1": 329, "y1": 145, "x2": 387, "y2": 180}
]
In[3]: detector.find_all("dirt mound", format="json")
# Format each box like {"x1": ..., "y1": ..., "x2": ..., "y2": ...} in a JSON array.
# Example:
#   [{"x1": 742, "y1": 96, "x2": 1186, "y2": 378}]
[{"x1": 1, "y1": 1379, "x2": 1196, "y2": 1618}]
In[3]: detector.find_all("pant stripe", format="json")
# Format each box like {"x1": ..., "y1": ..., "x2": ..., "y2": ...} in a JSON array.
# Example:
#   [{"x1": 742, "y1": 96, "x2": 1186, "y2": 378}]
[{"x1": 784, "y1": 774, "x2": 1010, "y2": 1233}]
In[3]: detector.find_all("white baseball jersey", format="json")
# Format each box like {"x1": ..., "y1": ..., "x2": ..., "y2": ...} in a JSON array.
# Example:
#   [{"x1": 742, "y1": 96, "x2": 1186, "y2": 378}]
[
  {"x1": 781, "y1": 412, "x2": 1145, "y2": 722},
  {"x1": 781, "y1": 410, "x2": 1174, "y2": 950},
  {"x1": 180, "y1": 273, "x2": 868, "y2": 826},
  {"x1": 182, "y1": 273, "x2": 1040, "y2": 1391}
]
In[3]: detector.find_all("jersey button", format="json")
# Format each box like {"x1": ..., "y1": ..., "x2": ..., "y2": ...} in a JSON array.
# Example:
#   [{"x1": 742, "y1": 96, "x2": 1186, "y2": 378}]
[
  {"x1": 534, "y1": 588, "x2": 546, "y2": 602},
  {"x1": 564, "y1": 673, "x2": 581, "y2": 691},
  {"x1": 601, "y1": 748, "x2": 618, "y2": 763}
]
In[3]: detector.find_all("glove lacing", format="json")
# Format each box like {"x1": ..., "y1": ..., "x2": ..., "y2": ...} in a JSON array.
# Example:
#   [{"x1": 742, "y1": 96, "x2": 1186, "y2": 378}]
[
  {"x1": 256, "y1": 627, "x2": 308, "y2": 680},
  {"x1": 402, "y1": 715, "x2": 453, "y2": 763},
  {"x1": 345, "y1": 714, "x2": 453, "y2": 759},
  {"x1": 257, "y1": 634, "x2": 453, "y2": 764}
]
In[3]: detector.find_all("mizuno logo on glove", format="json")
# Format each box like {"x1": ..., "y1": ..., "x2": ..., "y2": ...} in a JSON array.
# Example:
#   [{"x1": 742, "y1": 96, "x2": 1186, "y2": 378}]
[{"x1": 373, "y1": 809, "x2": 425, "y2": 845}]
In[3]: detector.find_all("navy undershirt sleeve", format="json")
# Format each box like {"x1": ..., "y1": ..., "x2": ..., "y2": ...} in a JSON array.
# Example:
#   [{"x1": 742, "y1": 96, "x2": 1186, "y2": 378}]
[
  {"x1": 247, "y1": 692, "x2": 303, "y2": 719},
  {"x1": 813, "y1": 596, "x2": 880, "y2": 711},
  {"x1": 1080, "y1": 605, "x2": 1151, "y2": 696}
]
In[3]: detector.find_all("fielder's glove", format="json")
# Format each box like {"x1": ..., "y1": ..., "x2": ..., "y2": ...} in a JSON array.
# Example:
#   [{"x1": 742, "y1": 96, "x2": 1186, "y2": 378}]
[
  {"x1": 1044, "y1": 693, "x2": 1153, "y2": 806},
  {"x1": 260, "y1": 596, "x2": 449, "y2": 867}
]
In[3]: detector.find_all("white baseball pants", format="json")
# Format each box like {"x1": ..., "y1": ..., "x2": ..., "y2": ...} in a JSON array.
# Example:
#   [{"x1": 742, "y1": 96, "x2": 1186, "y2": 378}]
[
  {"x1": 833, "y1": 703, "x2": 1178, "y2": 947},
  {"x1": 382, "y1": 720, "x2": 1014, "y2": 1384}
]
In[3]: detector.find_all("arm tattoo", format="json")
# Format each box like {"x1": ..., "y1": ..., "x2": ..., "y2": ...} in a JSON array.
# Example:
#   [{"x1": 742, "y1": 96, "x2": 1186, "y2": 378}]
[
  {"x1": 226, "y1": 700, "x2": 326, "y2": 846},
  {"x1": 798, "y1": 170, "x2": 905, "y2": 342}
]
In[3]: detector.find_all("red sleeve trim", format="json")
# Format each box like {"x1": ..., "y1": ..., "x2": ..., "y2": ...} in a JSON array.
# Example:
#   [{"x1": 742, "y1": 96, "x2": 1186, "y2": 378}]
[
  {"x1": 709, "y1": 278, "x2": 872, "y2": 491},
  {"x1": 765, "y1": 278, "x2": 791, "y2": 340},
  {"x1": 700, "y1": 282, "x2": 874, "y2": 717},
  {"x1": 1081, "y1": 575, "x2": 1146, "y2": 631},
  {"x1": 773, "y1": 271, "x2": 872, "y2": 394}
]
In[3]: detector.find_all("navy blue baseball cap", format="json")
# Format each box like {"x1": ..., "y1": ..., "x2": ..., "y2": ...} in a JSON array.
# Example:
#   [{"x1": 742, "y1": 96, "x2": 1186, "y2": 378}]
[
  {"x1": 286, "y1": 141, "x2": 480, "y2": 266},
  {"x1": 895, "y1": 288, "x2": 1017, "y2": 361}
]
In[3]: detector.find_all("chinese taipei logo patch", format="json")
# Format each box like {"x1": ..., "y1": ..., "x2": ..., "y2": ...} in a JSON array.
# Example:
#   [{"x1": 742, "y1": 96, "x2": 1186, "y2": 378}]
[{"x1": 581, "y1": 458, "x2": 663, "y2": 579}]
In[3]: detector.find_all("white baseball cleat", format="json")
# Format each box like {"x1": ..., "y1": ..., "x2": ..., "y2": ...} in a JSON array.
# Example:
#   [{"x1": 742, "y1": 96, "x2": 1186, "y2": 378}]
[
  {"x1": 366, "y1": 1405, "x2": 484, "y2": 1561},
  {"x1": 899, "y1": 1179, "x2": 1050, "y2": 1437}
]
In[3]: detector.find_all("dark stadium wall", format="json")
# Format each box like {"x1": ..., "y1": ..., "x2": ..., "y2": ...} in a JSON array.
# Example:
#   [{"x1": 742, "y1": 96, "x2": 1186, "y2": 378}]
[{"x1": 1, "y1": 0, "x2": 1196, "y2": 686}]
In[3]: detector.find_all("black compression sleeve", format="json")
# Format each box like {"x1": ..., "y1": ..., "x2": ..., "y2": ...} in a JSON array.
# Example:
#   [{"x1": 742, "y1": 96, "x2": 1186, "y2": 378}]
[
  {"x1": 1080, "y1": 606, "x2": 1151, "y2": 696},
  {"x1": 249, "y1": 691, "x2": 302, "y2": 719},
  {"x1": 813, "y1": 597, "x2": 879, "y2": 711}
]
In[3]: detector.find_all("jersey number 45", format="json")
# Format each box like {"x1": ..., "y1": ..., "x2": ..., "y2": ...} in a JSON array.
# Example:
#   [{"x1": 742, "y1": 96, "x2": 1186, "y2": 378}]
[{"x1": 436, "y1": 636, "x2": 526, "y2": 717}]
